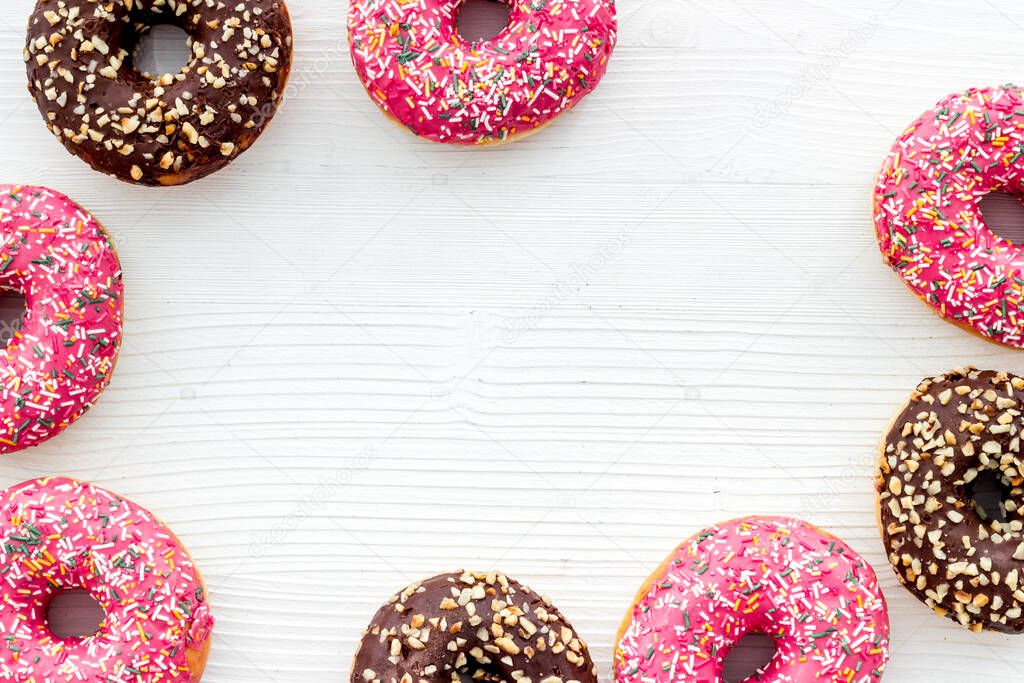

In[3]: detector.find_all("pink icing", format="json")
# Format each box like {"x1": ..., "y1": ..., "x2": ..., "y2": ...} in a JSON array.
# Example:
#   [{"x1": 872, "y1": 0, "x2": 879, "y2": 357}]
[
  {"x1": 0, "y1": 477, "x2": 213, "y2": 682},
  {"x1": 0, "y1": 185, "x2": 123, "y2": 453},
  {"x1": 615, "y1": 517, "x2": 890, "y2": 683},
  {"x1": 348, "y1": 0, "x2": 617, "y2": 144},
  {"x1": 874, "y1": 84, "x2": 1024, "y2": 348}
]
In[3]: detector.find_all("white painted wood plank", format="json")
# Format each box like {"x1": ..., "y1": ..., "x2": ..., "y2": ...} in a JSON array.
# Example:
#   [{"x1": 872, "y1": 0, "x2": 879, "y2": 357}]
[{"x1": 1, "y1": 0, "x2": 1024, "y2": 680}]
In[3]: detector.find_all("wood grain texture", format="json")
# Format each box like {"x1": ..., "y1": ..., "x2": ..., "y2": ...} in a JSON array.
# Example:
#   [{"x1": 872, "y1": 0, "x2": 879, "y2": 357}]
[{"x1": 1, "y1": 0, "x2": 1024, "y2": 680}]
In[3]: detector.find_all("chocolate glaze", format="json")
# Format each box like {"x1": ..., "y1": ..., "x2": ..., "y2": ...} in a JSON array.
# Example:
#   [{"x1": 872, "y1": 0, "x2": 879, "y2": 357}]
[
  {"x1": 879, "y1": 367, "x2": 1024, "y2": 633},
  {"x1": 25, "y1": 0, "x2": 292, "y2": 186},
  {"x1": 352, "y1": 571, "x2": 599, "y2": 683}
]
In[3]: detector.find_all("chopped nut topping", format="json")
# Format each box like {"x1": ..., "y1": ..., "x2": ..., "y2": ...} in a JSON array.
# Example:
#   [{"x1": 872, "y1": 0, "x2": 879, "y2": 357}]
[
  {"x1": 353, "y1": 572, "x2": 596, "y2": 683},
  {"x1": 24, "y1": 0, "x2": 292, "y2": 184},
  {"x1": 880, "y1": 368, "x2": 1024, "y2": 633}
]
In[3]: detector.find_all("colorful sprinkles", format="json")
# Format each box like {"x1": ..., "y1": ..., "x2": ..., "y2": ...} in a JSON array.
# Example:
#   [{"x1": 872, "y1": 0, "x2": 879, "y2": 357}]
[
  {"x1": 880, "y1": 367, "x2": 1024, "y2": 633},
  {"x1": 874, "y1": 84, "x2": 1024, "y2": 348},
  {"x1": 614, "y1": 517, "x2": 890, "y2": 683},
  {"x1": 348, "y1": 0, "x2": 617, "y2": 144},
  {"x1": 0, "y1": 185, "x2": 122, "y2": 454},
  {"x1": 0, "y1": 477, "x2": 213, "y2": 681},
  {"x1": 353, "y1": 570, "x2": 598, "y2": 683}
]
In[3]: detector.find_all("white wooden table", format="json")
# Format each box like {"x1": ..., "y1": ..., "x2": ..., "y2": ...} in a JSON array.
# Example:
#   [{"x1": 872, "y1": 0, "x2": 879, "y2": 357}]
[{"x1": 1, "y1": 0, "x2": 1023, "y2": 680}]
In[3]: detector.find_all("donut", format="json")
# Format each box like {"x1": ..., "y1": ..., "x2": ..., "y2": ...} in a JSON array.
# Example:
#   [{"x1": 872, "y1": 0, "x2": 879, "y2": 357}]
[
  {"x1": 24, "y1": 0, "x2": 293, "y2": 186},
  {"x1": 873, "y1": 84, "x2": 1024, "y2": 348},
  {"x1": 0, "y1": 476, "x2": 214, "y2": 681},
  {"x1": 352, "y1": 570, "x2": 599, "y2": 683},
  {"x1": 0, "y1": 184, "x2": 123, "y2": 454},
  {"x1": 347, "y1": 0, "x2": 617, "y2": 145},
  {"x1": 878, "y1": 367, "x2": 1024, "y2": 633},
  {"x1": 614, "y1": 516, "x2": 891, "y2": 683}
]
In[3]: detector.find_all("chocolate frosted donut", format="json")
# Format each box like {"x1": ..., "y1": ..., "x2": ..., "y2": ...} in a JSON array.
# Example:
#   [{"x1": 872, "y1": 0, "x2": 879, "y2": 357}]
[
  {"x1": 879, "y1": 367, "x2": 1024, "y2": 633},
  {"x1": 24, "y1": 0, "x2": 292, "y2": 186},
  {"x1": 352, "y1": 571, "x2": 598, "y2": 683}
]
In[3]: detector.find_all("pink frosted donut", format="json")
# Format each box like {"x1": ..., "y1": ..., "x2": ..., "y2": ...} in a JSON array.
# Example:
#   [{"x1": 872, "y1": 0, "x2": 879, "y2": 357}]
[
  {"x1": 615, "y1": 517, "x2": 891, "y2": 683},
  {"x1": 0, "y1": 185, "x2": 123, "y2": 453},
  {"x1": 348, "y1": 0, "x2": 617, "y2": 144},
  {"x1": 874, "y1": 84, "x2": 1024, "y2": 348},
  {"x1": 0, "y1": 477, "x2": 214, "y2": 681}
]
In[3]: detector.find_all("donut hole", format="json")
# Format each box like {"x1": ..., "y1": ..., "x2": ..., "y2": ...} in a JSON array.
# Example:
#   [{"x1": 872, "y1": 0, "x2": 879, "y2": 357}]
[
  {"x1": 131, "y1": 24, "x2": 192, "y2": 77},
  {"x1": 967, "y1": 468, "x2": 1011, "y2": 523},
  {"x1": 722, "y1": 632, "x2": 777, "y2": 682},
  {"x1": 456, "y1": 0, "x2": 511, "y2": 42},
  {"x1": 0, "y1": 288, "x2": 28, "y2": 347},
  {"x1": 980, "y1": 190, "x2": 1024, "y2": 245},
  {"x1": 46, "y1": 589, "x2": 105, "y2": 639}
]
